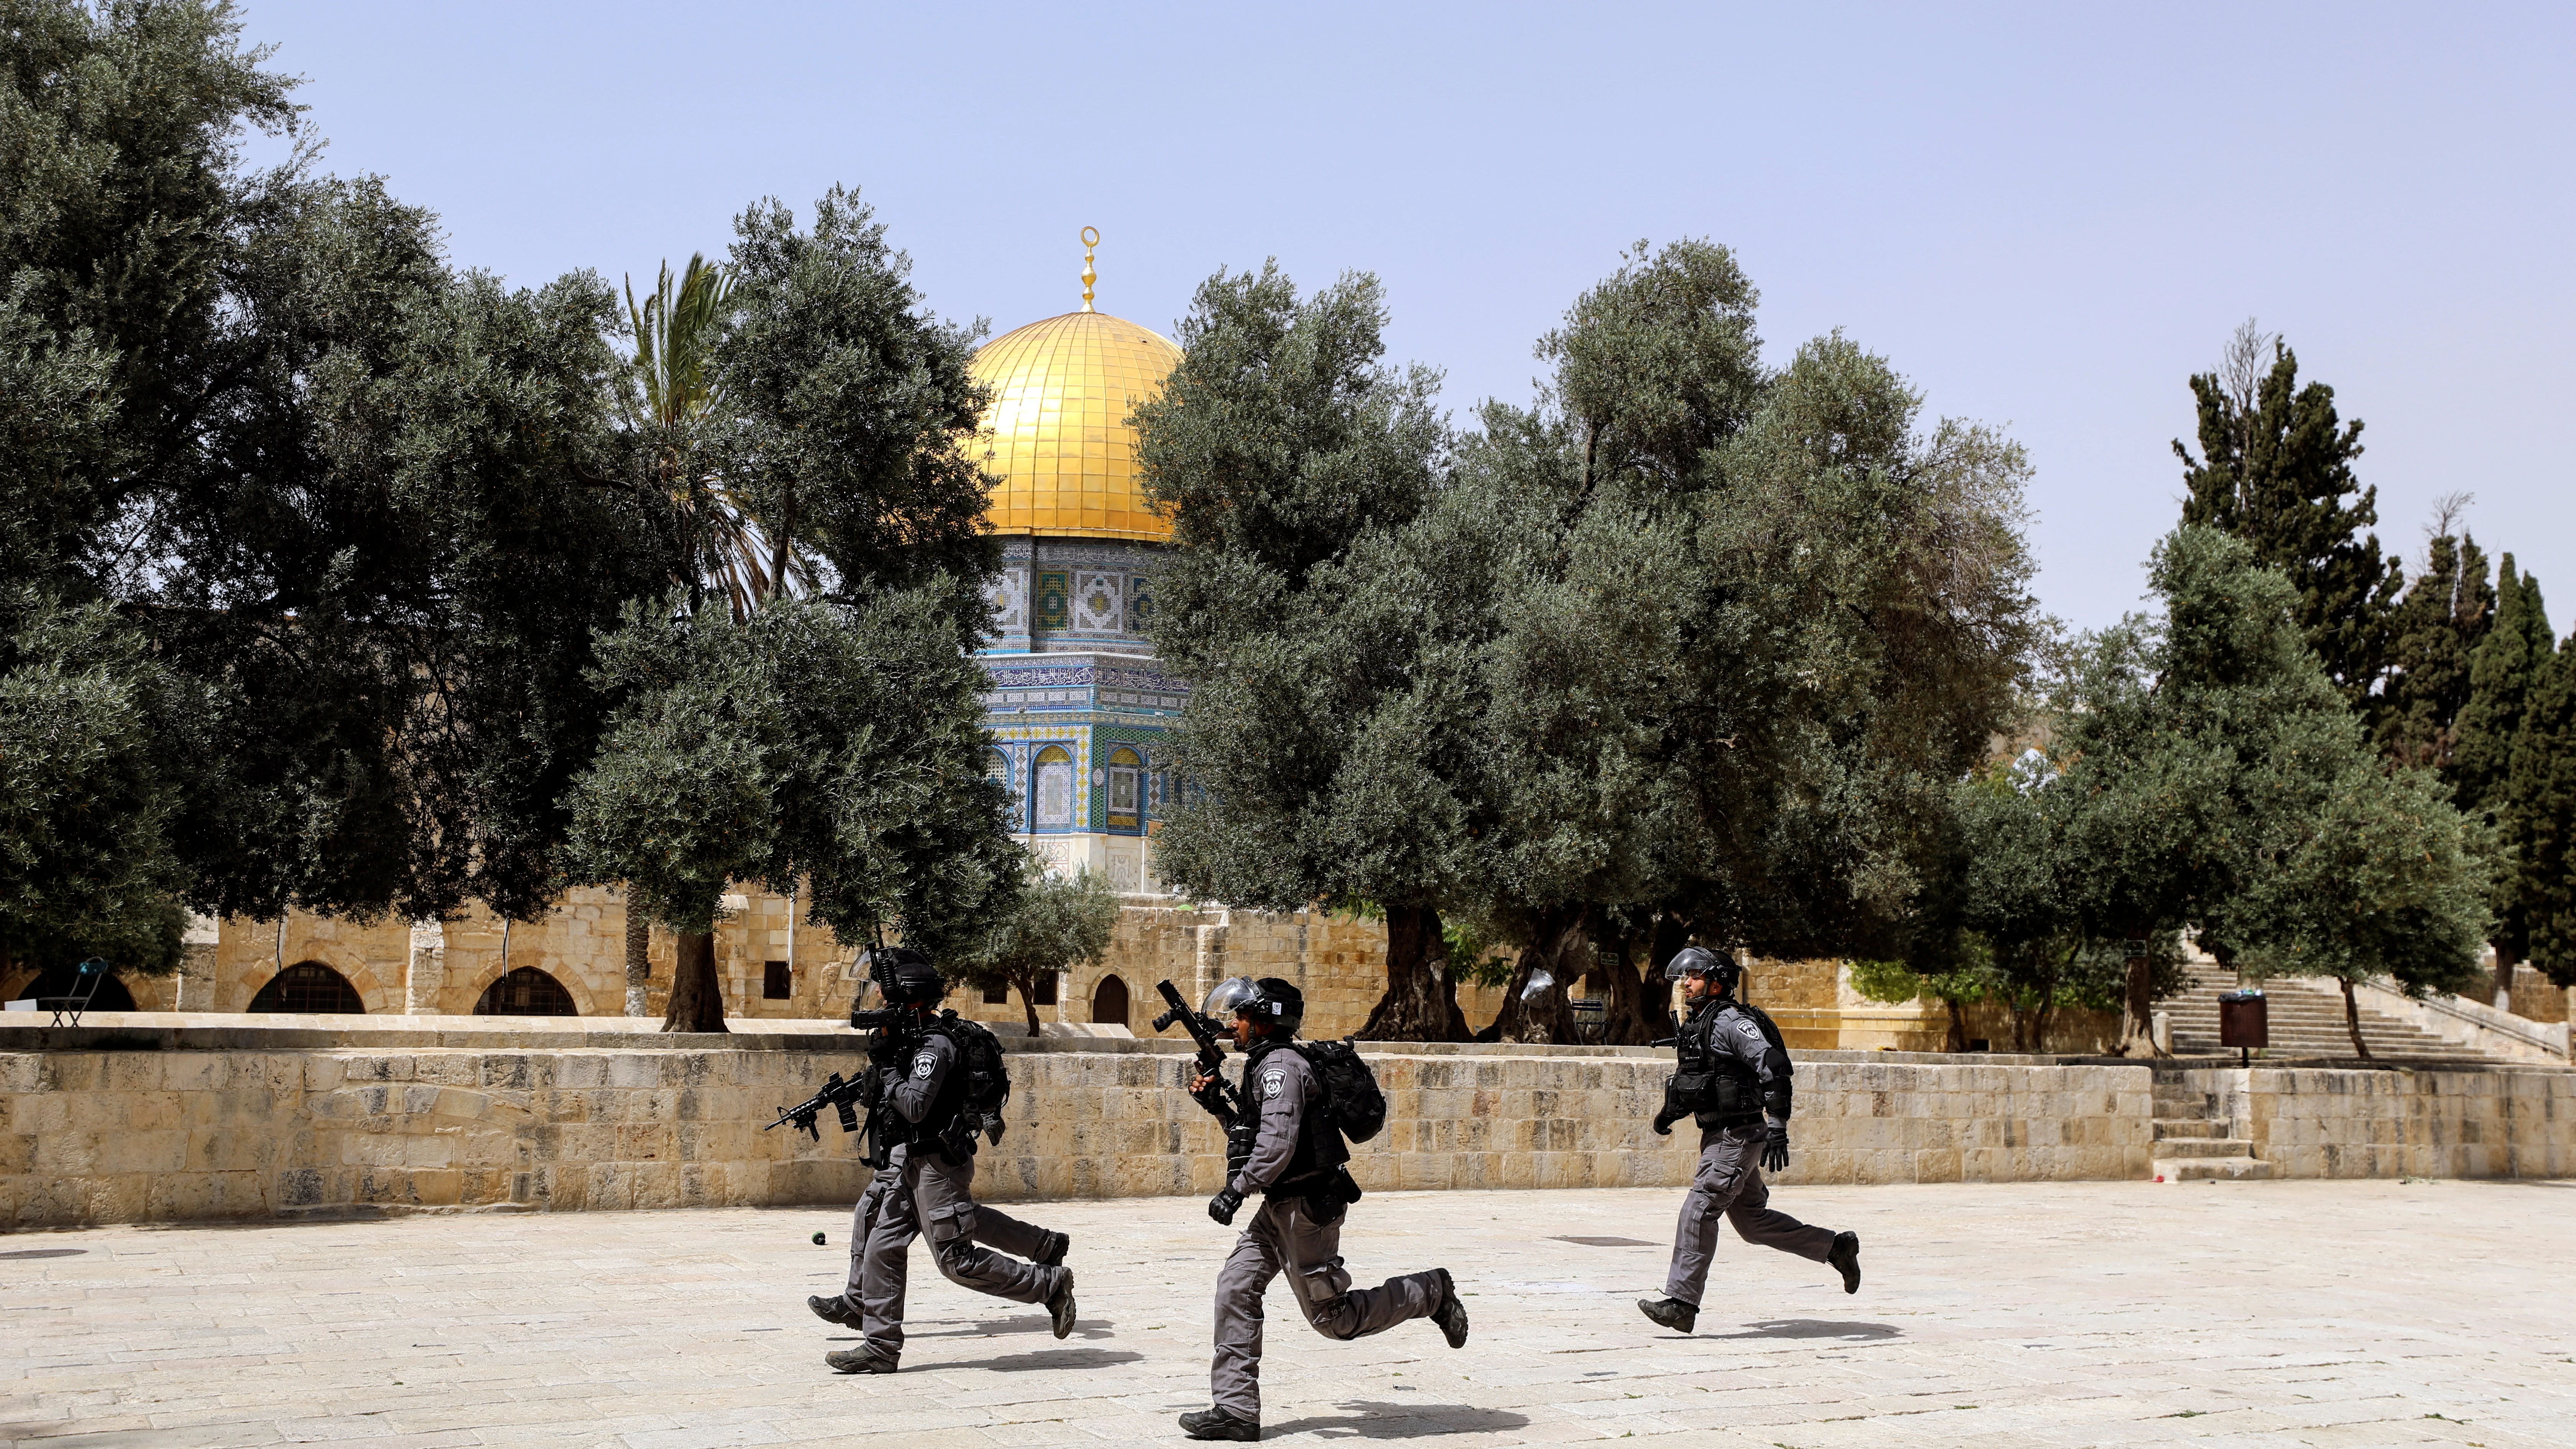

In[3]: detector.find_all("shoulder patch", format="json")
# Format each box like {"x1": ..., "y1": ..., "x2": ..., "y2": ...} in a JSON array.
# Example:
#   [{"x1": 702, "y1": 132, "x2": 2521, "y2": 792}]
[
  {"x1": 1260, "y1": 1066, "x2": 1286, "y2": 1097},
  {"x1": 911, "y1": 1050, "x2": 938, "y2": 1079}
]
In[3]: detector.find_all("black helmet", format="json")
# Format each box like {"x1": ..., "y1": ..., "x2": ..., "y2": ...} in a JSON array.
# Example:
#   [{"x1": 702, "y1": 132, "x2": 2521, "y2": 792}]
[
  {"x1": 1662, "y1": 946, "x2": 1740, "y2": 989},
  {"x1": 1202, "y1": 975, "x2": 1304, "y2": 1035},
  {"x1": 869, "y1": 946, "x2": 946, "y2": 1007}
]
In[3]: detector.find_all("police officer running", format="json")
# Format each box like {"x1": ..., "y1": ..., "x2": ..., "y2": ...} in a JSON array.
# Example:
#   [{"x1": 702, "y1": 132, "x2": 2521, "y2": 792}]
[
  {"x1": 1638, "y1": 947, "x2": 1861, "y2": 1334},
  {"x1": 814, "y1": 948, "x2": 1076, "y2": 1374},
  {"x1": 1179, "y1": 977, "x2": 1469, "y2": 1442}
]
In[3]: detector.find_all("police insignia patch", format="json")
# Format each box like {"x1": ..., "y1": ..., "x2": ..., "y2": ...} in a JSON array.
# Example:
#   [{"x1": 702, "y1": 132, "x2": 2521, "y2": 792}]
[
  {"x1": 912, "y1": 1052, "x2": 937, "y2": 1079},
  {"x1": 1262, "y1": 1067, "x2": 1285, "y2": 1096}
]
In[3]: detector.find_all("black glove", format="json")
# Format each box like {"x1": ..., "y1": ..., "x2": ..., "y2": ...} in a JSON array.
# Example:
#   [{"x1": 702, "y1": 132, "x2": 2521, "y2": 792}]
[
  {"x1": 1208, "y1": 1185, "x2": 1245, "y2": 1226},
  {"x1": 1762, "y1": 1123, "x2": 1790, "y2": 1174},
  {"x1": 1651, "y1": 1105, "x2": 1683, "y2": 1136}
]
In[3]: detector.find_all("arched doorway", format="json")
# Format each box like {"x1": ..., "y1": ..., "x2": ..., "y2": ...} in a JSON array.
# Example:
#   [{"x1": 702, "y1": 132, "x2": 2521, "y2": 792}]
[
  {"x1": 1091, "y1": 974, "x2": 1129, "y2": 1028},
  {"x1": 248, "y1": 961, "x2": 365, "y2": 1014},
  {"x1": 475, "y1": 967, "x2": 578, "y2": 1016},
  {"x1": 7, "y1": 963, "x2": 137, "y2": 1013}
]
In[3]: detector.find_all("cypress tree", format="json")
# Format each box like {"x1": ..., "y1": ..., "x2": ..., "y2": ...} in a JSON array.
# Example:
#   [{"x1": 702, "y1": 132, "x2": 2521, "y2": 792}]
[
  {"x1": 2514, "y1": 640, "x2": 2576, "y2": 987},
  {"x1": 2453, "y1": 557, "x2": 2550, "y2": 813},
  {"x1": 2379, "y1": 531, "x2": 2496, "y2": 769},
  {"x1": 2454, "y1": 557, "x2": 2554, "y2": 974},
  {"x1": 2174, "y1": 327, "x2": 2400, "y2": 711}
]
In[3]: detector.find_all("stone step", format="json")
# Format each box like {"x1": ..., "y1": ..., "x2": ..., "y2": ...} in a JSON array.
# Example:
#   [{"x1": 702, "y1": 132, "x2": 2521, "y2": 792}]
[
  {"x1": 2153, "y1": 1117, "x2": 2231, "y2": 1140},
  {"x1": 2155, "y1": 1156, "x2": 2275, "y2": 1181},
  {"x1": 2158, "y1": 981, "x2": 2506, "y2": 1063},
  {"x1": 2152, "y1": 1136, "x2": 2258, "y2": 1158}
]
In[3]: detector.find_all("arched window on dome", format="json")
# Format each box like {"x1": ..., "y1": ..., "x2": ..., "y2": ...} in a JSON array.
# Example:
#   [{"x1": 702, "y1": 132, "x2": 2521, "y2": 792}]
[
  {"x1": 248, "y1": 961, "x2": 364, "y2": 1014},
  {"x1": 985, "y1": 748, "x2": 1018, "y2": 819},
  {"x1": 475, "y1": 967, "x2": 578, "y2": 1017},
  {"x1": 1033, "y1": 745, "x2": 1075, "y2": 830},
  {"x1": 1105, "y1": 746, "x2": 1143, "y2": 831}
]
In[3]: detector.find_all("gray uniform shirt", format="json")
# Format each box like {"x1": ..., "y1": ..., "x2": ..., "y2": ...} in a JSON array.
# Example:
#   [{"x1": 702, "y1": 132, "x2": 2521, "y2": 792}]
[
  {"x1": 890, "y1": 1030, "x2": 955, "y2": 1125},
  {"x1": 1229, "y1": 1044, "x2": 1318, "y2": 1196},
  {"x1": 1687, "y1": 997, "x2": 1788, "y2": 1128}
]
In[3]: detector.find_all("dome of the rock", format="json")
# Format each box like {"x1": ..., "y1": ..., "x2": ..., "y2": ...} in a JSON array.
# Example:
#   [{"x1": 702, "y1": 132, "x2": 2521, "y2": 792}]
[{"x1": 968, "y1": 309, "x2": 1181, "y2": 542}]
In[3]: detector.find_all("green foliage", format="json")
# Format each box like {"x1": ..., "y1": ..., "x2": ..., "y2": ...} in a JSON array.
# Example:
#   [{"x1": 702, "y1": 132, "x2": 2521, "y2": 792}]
[
  {"x1": 2379, "y1": 529, "x2": 2495, "y2": 770},
  {"x1": 2, "y1": 2, "x2": 669, "y2": 924},
  {"x1": 951, "y1": 861, "x2": 1123, "y2": 1033},
  {"x1": 2454, "y1": 555, "x2": 2550, "y2": 817},
  {"x1": 565, "y1": 591, "x2": 1021, "y2": 953},
  {"x1": 2231, "y1": 761, "x2": 2491, "y2": 998},
  {"x1": 1846, "y1": 957, "x2": 1931, "y2": 1005},
  {"x1": 1141, "y1": 243, "x2": 2040, "y2": 1041},
  {"x1": 1135, "y1": 262, "x2": 1462, "y2": 1038},
  {"x1": 1442, "y1": 918, "x2": 1516, "y2": 992},
  {"x1": 714, "y1": 188, "x2": 997, "y2": 636},
  {"x1": 2039, "y1": 527, "x2": 2488, "y2": 1005},
  {"x1": 2509, "y1": 640, "x2": 2576, "y2": 986},
  {"x1": 2175, "y1": 326, "x2": 2401, "y2": 710},
  {"x1": 0, "y1": 588, "x2": 206, "y2": 976},
  {"x1": 1135, "y1": 263, "x2": 1453, "y2": 914}
]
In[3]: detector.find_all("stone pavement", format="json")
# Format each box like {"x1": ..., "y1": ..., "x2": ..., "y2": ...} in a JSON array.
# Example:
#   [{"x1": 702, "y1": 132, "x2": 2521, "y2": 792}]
[{"x1": 3, "y1": 1180, "x2": 2571, "y2": 1448}]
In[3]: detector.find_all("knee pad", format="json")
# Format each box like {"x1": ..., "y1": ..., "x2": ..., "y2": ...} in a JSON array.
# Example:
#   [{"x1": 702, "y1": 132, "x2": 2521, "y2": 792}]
[{"x1": 1311, "y1": 1293, "x2": 1365, "y2": 1341}]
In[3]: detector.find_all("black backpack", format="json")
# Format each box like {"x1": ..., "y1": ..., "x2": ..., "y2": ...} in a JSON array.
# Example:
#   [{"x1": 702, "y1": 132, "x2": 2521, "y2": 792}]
[
  {"x1": 1295, "y1": 1037, "x2": 1387, "y2": 1144},
  {"x1": 1724, "y1": 999, "x2": 1793, "y2": 1078},
  {"x1": 931, "y1": 1011, "x2": 1012, "y2": 1145}
]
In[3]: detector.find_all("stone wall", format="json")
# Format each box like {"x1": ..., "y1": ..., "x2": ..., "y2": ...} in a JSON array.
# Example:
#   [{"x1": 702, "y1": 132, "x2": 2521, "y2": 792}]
[
  {"x1": 2171, "y1": 1065, "x2": 2576, "y2": 1180},
  {"x1": 49, "y1": 896, "x2": 1486, "y2": 1043},
  {"x1": 1748, "y1": 957, "x2": 2123, "y2": 1055},
  {"x1": 12, "y1": 1029, "x2": 2558, "y2": 1229}
]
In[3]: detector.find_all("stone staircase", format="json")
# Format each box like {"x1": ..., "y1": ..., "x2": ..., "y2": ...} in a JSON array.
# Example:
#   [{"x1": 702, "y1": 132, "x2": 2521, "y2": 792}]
[
  {"x1": 2160, "y1": 978, "x2": 2504, "y2": 1065},
  {"x1": 2150, "y1": 1075, "x2": 2271, "y2": 1181}
]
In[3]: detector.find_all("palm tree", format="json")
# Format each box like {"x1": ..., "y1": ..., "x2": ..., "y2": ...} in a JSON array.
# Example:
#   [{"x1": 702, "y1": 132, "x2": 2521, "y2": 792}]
[
  {"x1": 614, "y1": 255, "x2": 815, "y2": 1024},
  {"x1": 620, "y1": 254, "x2": 813, "y2": 622}
]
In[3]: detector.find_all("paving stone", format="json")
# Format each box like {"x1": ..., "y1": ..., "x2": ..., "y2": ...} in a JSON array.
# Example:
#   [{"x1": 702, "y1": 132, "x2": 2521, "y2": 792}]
[{"x1": 3, "y1": 1180, "x2": 2573, "y2": 1446}]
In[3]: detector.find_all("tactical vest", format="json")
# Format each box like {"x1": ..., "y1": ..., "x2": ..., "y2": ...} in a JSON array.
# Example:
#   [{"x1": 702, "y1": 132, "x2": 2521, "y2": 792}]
[
  {"x1": 1233, "y1": 1040, "x2": 1352, "y2": 1196},
  {"x1": 1671, "y1": 998, "x2": 1765, "y2": 1128}
]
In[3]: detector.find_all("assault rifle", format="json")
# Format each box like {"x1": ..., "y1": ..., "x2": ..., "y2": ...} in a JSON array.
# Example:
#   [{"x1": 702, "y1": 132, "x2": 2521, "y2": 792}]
[
  {"x1": 764, "y1": 1068, "x2": 880, "y2": 1142},
  {"x1": 1153, "y1": 978, "x2": 1244, "y2": 1124}
]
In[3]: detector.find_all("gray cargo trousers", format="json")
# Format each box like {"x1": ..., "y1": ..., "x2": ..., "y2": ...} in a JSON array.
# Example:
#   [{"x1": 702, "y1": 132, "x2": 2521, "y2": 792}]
[
  {"x1": 850, "y1": 1142, "x2": 1066, "y2": 1362},
  {"x1": 1211, "y1": 1195, "x2": 1445, "y2": 1419},
  {"x1": 1664, "y1": 1122, "x2": 1837, "y2": 1306}
]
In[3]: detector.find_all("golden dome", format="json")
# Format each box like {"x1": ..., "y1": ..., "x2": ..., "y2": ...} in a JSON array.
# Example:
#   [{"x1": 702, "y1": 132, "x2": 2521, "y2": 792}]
[{"x1": 969, "y1": 307, "x2": 1181, "y2": 541}]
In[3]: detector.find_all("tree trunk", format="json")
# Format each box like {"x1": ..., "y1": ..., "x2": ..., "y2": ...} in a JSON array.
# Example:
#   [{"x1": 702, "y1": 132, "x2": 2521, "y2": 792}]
[
  {"x1": 2117, "y1": 943, "x2": 2158, "y2": 1057},
  {"x1": 1016, "y1": 972, "x2": 1043, "y2": 1038},
  {"x1": 2340, "y1": 975, "x2": 2371, "y2": 1060},
  {"x1": 1587, "y1": 935, "x2": 1664, "y2": 1046},
  {"x1": 1488, "y1": 908, "x2": 1585, "y2": 1045},
  {"x1": 1355, "y1": 904, "x2": 1468, "y2": 1042},
  {"x1": 624, "y1": 910, "x2": 652, "y2": 1017},
  {"x1": 2493, "y1": 943, "x2": 2521, "y2": 1012},
  {"x1": 1944, "y1": 997, "x2": 1970, "y2": 1053},
  {"x1": 662, "y1": 930, "x2": 727, "y2": 1032}
]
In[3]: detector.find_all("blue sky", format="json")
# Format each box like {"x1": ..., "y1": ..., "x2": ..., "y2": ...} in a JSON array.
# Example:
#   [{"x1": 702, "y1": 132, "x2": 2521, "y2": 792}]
[{"x1": 236, "y1": 1, "x2": 2573, "y2": 633}]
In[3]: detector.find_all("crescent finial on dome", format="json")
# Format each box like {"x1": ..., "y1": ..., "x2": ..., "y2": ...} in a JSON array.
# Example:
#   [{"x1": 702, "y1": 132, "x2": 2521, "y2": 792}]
[{"x1": 1080, "y1": 226, "x2": 1099, "y2": 312}]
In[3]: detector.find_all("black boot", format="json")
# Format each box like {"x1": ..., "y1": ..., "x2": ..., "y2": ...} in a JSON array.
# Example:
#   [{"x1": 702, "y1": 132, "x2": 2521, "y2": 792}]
[
  {"x1": 1046, "y1": 1268, "x2": 1078, "y2": 1339},
  {"x1": 1034, "y1": 1229, "x2": 1070, "y2": 1267},
  {"x1": 807, "y1": 1293, "x2": 859, "y2": 1328},
  {"x1": 1428, "y1": 1268, "x2": 1469, "y2": 1349},
  {"x1": 1179, "y1": 1406, "x2": 1261, "y2": 1441},
  {"x1": 824, "y1": 1342, "x2": 898, "y2": 1374},
  {"x1": 1637, "y1": 1296, "x2": 1697, "y2": 1333},
  {"x1": 1829, "y1": 1231, "x2": 1861, "y2": 1295}
]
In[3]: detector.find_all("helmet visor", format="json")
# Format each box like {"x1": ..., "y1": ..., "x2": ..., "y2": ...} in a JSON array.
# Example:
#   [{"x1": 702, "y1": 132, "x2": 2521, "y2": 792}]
[
  {"x1": 1201, "y1": 976, "x2": 1263, "y2": 1019},
  {"x1": 1663, "y1": 947, "x2": 1719, "y2": 981}
]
